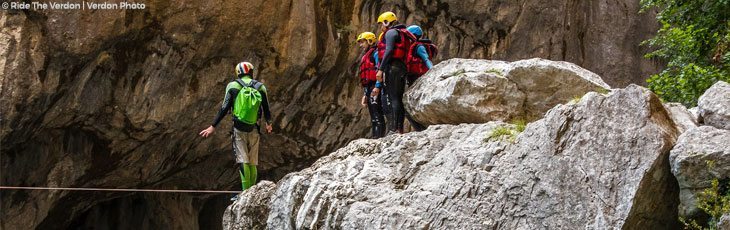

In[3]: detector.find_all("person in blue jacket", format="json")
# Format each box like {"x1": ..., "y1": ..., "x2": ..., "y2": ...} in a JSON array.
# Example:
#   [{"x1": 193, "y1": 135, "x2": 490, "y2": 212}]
[
  {"x1": 406, "y1": 25, "x2": 434, "y2": 85},
  {"x1": 403, "y1": 25, "x2": 434, "y2": 132}
]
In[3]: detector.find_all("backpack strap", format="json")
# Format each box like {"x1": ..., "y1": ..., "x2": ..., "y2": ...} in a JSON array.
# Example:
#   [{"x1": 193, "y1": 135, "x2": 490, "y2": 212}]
[
  {"x1": 398, "y1": 28, "x2": 418, "y2": 42},
  {"x1": 234, "y1": 78, "x2": 246, "y2": 88},
  {"x1": 234, "y1": 78, "x2": 263, "y2": 90},
  {"x1": 249, "y1": 80, "x2": 263, "y2": 90},
  {"x1": 408, "y1": 42, "x2": 418, "y2": 56}
]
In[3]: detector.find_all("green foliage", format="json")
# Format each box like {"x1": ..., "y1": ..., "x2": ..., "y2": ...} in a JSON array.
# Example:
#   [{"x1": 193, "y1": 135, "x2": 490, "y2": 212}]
[
  {"x1": 486, "y1": 120, "x2": 528, "y2": 143},
  {"x1": 697, "y1": 180, "x2": 730, "y2": 225},
  {"x1": 511, "y1": 119, "x2": 527, "y2": 132},
  {"x1": 681, "y1": 217, "x2": 704, "y2": 230},
  {"x1": 488, "y1": 126, "x2": 515, "y2": 140},
  {"x1": 641, "y1": 0, "x2": 730, "y2": 107},
  {"x1": 450, "y1": 69, "x2": 466, "y2": 78},
  {"x1": 681, "y1": 179, "x2": 730, "y2": 230},
  {"x1": 568, "y1": 95, "x2": 583, "y2": 104},
  {"x1": 680, "y1": 160, "x2": 730, "y2": 229},
  {"x1": 484, "y1": 68, "x2": 504, "y2": 77},
  {"x1": 595, "y1": 88, "x2": 610, "y2": 95}
]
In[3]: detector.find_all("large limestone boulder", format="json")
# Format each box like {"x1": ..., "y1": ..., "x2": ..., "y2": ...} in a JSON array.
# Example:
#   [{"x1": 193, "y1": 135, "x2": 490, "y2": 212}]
[
  {"x1": 698, "y1": 81, "x2": 730, "y2": 130},
  {"x1": 670, "y1": 126, "x2": 730, "y2": 216},
  {"x1": 228, "y1": 85, "x2": 679, "y2": 229},
  {"x1": 404, "y1": 58, "x2": 611, "y2": 125},
  {"x1": 223, "y1": 181, "x2": 277, "y2": 230}
]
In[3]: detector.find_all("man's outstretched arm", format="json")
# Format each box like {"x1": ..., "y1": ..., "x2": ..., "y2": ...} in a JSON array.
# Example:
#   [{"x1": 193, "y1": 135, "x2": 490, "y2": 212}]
[{"x1": 200, "y1": 86, "x2": 238, "y2": 137}]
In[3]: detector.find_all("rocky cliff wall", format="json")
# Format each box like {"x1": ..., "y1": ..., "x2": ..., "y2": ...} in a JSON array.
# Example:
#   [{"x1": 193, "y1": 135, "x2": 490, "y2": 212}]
[{"x1": 1, "y1": 0, "x2": 659, "y2": 229}]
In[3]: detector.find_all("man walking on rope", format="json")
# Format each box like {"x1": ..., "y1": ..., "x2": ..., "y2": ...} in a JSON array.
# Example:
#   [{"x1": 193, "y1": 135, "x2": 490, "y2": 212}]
[{"x1": 199, "y1": 62, "x2": 273, "y2": 197}]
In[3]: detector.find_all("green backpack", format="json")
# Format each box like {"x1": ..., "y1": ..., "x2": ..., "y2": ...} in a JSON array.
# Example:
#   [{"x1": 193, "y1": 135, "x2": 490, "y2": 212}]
[{"x1": 232, "y1": 79, "x2": 263, "y2": 125}]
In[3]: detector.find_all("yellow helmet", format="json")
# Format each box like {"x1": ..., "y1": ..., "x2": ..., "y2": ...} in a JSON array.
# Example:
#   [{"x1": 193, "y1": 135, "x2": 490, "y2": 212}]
[
  {"x1": 377, "y1": 12, "x2": 398, "y2": 25},
  {"x1": 357, "y1": 32, "x2": 377, "y2": 45}
]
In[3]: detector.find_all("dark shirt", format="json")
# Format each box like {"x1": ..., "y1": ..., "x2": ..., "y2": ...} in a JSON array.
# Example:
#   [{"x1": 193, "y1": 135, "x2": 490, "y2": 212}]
[{"x1": 378, "y1": 24, "x2": 407, "y2": 72}]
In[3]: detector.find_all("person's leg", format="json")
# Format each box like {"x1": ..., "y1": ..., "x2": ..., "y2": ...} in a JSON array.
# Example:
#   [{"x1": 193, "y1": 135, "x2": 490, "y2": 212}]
[
  {"x1": 381, "y1": 89, "x2": 391, "y2": 116},
  {"x1": 405, "y1": 112, "x2": 426, "y2": 132},
  {"x1": 365, "y1": 86, "x2": 376, "y2": 138},
  {"x1": 245, "y1": 131, "x2": 260, "y2": 188},
  {"x1": 383, "y1": 81, "x2": 395, "y2": 132},
  {"x1": 380, "y1": 88, "x2": 390, "y2": 132},
  {"x1": 242, "y1": 163, "x2": 253, "y2": 189},
  {"x1": 404, "y1": 74, "x2": 426, "y2": 132},
  {"x1": 244, "y1": 164, "x2": 258, "y2": 189},
  {"x1": 386, "y1": 61, "x2": 407, "y2": 133},
  {"x1": 406, "y1": 74, "x2": 418, "y2": 87},
  {"x1": 238, "y1": 164, "x2": 246, "y2": 190},
  {"x1": 366, "y1": 86, "x2": 386, "y2": 138},
  {"x1": 233, "y1": 129, "x2": 250, "y2": 190},
  {"x1": 373, "y1": 105, "x2": 386, "y2": 138}
]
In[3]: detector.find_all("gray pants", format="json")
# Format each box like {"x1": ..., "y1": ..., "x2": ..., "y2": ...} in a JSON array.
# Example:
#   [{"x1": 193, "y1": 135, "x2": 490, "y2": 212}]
[{"x1": 233, "y1": 129, "x2": 260, "y2": 165}]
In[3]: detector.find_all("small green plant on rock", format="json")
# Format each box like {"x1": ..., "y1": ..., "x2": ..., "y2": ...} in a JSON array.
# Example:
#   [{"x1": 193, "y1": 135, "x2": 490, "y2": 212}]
[
  {"x1": 680, "y1": 160, "x2": 730, "y2": 230},
  {"x1": 568, "y1": 95, "x2": 583, "y2": 104},
  {"x1": 596, "y1": 88, "x2": 610, "y2": 95},
  {"x1": 511, "y1": 118, "x2": 527, "y2": 132},
  {"x1": 486, "y1": 119, "x2": 528, "y2": 143},
  {"x1": 452, "y1": 69, "x2": 466, "y2": 76},
  {"x1": 489, "y1": 126, "x2": 514, "y2": 140},
  {"x1": 484, "y1": 68, "x2": 503, "y2": 77}
]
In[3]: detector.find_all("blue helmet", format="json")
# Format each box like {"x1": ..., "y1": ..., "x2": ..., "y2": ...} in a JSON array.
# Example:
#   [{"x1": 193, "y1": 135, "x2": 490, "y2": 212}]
[{"x1": 407, "y1": 25, "x2": 423, "y2": 38}]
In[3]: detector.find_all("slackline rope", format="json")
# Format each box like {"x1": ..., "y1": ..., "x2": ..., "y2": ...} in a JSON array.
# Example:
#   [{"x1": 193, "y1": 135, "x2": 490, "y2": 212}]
[{"x1": 0, "y1": 186, "x2": 240, "y2": 194}]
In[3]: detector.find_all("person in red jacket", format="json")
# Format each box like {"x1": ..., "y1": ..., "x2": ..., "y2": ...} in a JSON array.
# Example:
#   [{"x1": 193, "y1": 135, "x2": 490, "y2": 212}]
[
  {"x1": 357, "y1": 32, "x2": 386, "y2": 138},
  {"x1": 372, "y1": 11, "x2": 417, "y2": 134}
]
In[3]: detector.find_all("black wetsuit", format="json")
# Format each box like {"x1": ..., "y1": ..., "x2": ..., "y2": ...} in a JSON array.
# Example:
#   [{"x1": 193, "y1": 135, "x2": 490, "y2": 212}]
[
  {"x1": 364, "y1": 82, "x2": 386, "y2": 138},
  {"x1": 379, "y1": 25, "x2": 425, "y2": 132}
]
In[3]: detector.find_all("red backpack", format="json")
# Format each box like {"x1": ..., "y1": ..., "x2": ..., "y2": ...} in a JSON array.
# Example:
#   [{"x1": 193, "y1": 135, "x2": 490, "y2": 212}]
[
  {"x1": 406, "y1": 39, "x2": 438, "y2": 77},
  {"x1": 377, "y1": 26, "x2": 417, "y2": 62}
]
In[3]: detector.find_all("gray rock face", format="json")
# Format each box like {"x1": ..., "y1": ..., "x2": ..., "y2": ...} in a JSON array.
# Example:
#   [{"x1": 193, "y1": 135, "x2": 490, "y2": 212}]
[
  {"x1": 405, "y1": 58, "x2": 610, "y2": 125},
  {"x1": 698, "y1": 81, "x2": 730, "y2": 130},
  {"x1": 223, "y1": 181, "x2": 277, "y2": 230},
  {"x1": 670, "y1": 126, "x2": 730, "y2": 217},
  {"x1": 0, "y1": 0, "x2": 661, "y2": 227},
  {"x1": 229, "y1": 85, "x2": 679, "y2": 229},
  {"x1": 664, "y1": 103, "x2": 699, "y2": 134}
]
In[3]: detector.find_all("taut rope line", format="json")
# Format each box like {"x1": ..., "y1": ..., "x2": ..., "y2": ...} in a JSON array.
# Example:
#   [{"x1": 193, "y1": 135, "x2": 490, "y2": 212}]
[{"x1": 0, "y1": 186, "x2": 240, "y2": 194}]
